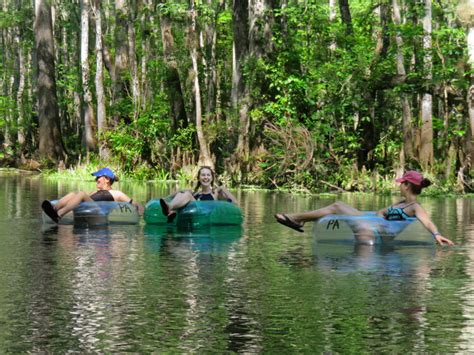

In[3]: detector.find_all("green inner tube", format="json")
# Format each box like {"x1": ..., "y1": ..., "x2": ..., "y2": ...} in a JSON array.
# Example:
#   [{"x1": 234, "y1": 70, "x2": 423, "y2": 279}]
[{"x1": 144, "y1": 199, "x2": 243, "y2": 228}]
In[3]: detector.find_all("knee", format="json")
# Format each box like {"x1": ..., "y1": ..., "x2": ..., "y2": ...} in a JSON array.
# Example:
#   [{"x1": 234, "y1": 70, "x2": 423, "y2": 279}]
[
  {"x1": 331, "y1": 201, "x2": 346, "y2": 212},
  {"x1": 77, "y1": 191, "x2": 89, "y2": 199},
  {"x1": 179, "y1": 190, "x2": 193, "y2": 198}
]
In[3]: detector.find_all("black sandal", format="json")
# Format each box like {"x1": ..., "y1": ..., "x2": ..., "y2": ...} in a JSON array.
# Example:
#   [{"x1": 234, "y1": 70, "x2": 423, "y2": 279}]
[
  {"x1": 41, "y1": 200, "x2": 60, "y2": 223},
  {"x1": 275, "y1": 214, "x2": 304, "y2": 233},
  {"x1": 167, "y1": 211, "x2": 177, "y2": 223},
  {"x1": 160, "y1": 199, "x2": 177, "y2": 223},
  {"x1": 159, "y1": 199, "x2": 170, "y2": 216}
]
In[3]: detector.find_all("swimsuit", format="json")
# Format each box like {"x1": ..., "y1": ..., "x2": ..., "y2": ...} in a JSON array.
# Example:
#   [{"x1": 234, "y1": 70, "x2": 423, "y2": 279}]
[
  {"x1": 193, "y1": 192, "x2": 215, "y2": 201},
  {"x1": 342, "y1": 207, "x2": 416, "y2": 242},
  {"x1": 385, "y1": 203, "x2": 415, "y2": 221},
  {"x1": 370, "y1": 220, "x2": 413, "y2": 241},
  {"x1": 193, "y1": 192, "x2": 233, "y2": 203},
  {"x1": 90, "y1": 190, "x2": 115, "y2": 202}
]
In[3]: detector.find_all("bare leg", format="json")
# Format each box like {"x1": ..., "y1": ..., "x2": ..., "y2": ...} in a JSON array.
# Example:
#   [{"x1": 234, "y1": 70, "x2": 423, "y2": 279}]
[
  {"x1": 56, "y1": 192, "x2": 94, "y2": 217},
  {"x1": 54, "y1": 192, "x2": 80, "y2": 210},
  {"x1": 278, "y1": 201, "x2": 363, "y2": 226},
  {"x1": 167, "y1": 190, "x2": 195, "y2": 211}
]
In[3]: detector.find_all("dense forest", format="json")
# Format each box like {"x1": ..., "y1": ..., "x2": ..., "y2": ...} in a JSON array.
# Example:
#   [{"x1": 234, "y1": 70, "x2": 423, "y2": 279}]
[{"x1": 0, "y1": 0, "x2": 473, "y2": 192}]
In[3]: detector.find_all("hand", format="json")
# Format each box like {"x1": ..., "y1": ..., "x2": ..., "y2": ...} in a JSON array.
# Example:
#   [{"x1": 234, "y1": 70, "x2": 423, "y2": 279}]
[
  {"x1": 134, "y1": 203, "x2": 144, "y2": 216},
  {"x1": 215, "y1": 186, "x2": 227, "y2": 197},
  {"x1": 434, "y1": 235, "x2": 454, "y2": 246}
]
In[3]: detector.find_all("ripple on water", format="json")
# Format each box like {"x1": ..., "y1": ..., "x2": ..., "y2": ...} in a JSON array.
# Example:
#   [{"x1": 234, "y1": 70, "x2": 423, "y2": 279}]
[{"x1": 0, "y1": 177, "x2": 473, "y2": 352}]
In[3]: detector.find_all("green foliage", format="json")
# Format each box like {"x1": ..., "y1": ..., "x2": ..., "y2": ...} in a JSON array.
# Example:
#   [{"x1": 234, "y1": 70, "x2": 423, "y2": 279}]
[
  {"x1": 168, "y1": 126, "x2": 196, "y2": 152},
  {"x1": 106, "y1": 93, "x2": 171, "y2": 172},
  {"x1": 1, "y1": 0, "x2": 472, "y2": 193}
]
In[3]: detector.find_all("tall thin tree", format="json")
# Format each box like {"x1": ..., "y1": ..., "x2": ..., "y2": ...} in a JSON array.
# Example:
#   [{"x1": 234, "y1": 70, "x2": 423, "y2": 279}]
[
  {"x1": 392, "y1": 0, "x2": 414, "y2": 166},
  {"x1": 419, "y1": 0, "x2": 434, "y2": 170},
  {"x1": 92, "y1": 0, "x2": 107, "y2": 158},
  {"x1": 34, "y1": 0, "x2": 65, "y2": 161},
  {"x1": 190, "y1": 0, "x2": 213, "y2": 167},
  {"x1": 456, "y1": 0, "x2": 474, "y2": 190},
  {"x1": 80, "y1": 0, "x2": 97, "y2": 153}
]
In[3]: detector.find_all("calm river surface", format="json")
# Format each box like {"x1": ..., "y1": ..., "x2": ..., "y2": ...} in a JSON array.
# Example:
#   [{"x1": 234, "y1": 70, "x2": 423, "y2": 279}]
[{"x1": 1, "y1": 171, "x2": 474, "y2": 352}]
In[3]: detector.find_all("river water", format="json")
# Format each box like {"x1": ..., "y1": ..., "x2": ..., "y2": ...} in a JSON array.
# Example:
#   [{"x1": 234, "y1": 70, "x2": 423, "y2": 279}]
[{"x1": 1, "y1": 172, "x2": 474, "y2": 352}]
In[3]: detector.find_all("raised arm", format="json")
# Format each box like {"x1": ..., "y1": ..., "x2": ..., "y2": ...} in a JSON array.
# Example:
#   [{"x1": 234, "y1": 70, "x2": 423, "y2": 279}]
[
  {"x1": 111, "y1": 190, "x2": 144, "y2": 215},
  {"x1": 414, "y1": 204, "x2": 454, "y2": 246},
  {"x1": 376, "y1": 206, "x2": 388, "y2": 217},
  {"x1": 215, "y1": 186, "x2": 238, "y2": 205}
]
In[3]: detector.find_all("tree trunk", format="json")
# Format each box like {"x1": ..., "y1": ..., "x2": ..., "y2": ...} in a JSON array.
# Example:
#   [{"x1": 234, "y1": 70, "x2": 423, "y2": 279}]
[
  {"x1": 15, "y1": 12, "x2": 26, "y2": 149},
  {"x1": 374, "y1": 2, "x2": 389, "y2": 58},
  {"x1": 203, "y1": 0, "x2": 221, "y2": 116},
  {"x1": 2, "y1": 0, "x2": 13, "y2": 151},
  {"x1": 419, "y1": 0, "x2": 434, "y2": 170},
  {"x1": 92, "y1": 0, "x2": 108, "y2": 159},
  {"x1": 127, "y1": 4, "x2": 140, "y2": 118},
  {"x1": 459, "y1": 7, "x2": 474, "y2": 151},
  {"x1": 464, "y1": 26, "x2": 474, "y2": 191},
  {"x1": 80, "y1": 0, "x2": 97, "y2": 153},
  {"x1": 140, "y1": 0, "x2": 152, "y2": 110},
  {"x1": 329, "y1": 0, "x2": 337, "y2": 50},
  {"x1": 249, "y1": 0, "x2": 272, "y2": 57},
  {"x1": 190, "y1": 0, "x2": 213, "y2": 168},
  {"x1": 338, "y1": 0, "x2": 353, "y2": 36},
  {"x1": 113, "y1": 0, "x2": 129, "y2": 122},
  {"x1": 231, "y1": 0, "x2": 248, "y2": 109},
  {"x1": 160, "y1": 13, "x2": 188, "y2": 133},
  {"x1": 392, "y1": 0, "x2": 414, "y2": 163},
  {"x1": 34, "y1": 0, "x2": 65, "y2": 162}
]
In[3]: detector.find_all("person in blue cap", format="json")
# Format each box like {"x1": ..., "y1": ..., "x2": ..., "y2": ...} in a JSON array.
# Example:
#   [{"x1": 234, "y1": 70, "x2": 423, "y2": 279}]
[{"x1": 41, "y1": 167, "x2": 143, "y2": 223}]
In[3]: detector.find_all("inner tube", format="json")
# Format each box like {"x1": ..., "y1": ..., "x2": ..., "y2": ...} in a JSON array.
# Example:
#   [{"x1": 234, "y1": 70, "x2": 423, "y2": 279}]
[
  {"x1": 313, "y1": 212, "x2": 431, "y2": 245},
  {"x1": 144, "y1": 199, "x2": 243, "y2": 229},
  {"x1": 42, "y1": 200, "x2": 140, "y2": 226}
]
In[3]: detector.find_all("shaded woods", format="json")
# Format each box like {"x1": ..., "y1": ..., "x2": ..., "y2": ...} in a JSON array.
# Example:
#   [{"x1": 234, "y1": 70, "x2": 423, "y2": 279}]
[{"x1": 1, "y1": 0, "x2": 473, "y2": 191}]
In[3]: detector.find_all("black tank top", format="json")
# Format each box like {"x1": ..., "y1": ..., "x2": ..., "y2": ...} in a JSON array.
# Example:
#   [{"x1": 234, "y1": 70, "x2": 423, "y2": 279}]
[
  {"x1": 193, "y1": 192, "x2": 214, "y2": 201},
  {"x1": 90, "y1": 190, "x2": 115, "y2": 202}
]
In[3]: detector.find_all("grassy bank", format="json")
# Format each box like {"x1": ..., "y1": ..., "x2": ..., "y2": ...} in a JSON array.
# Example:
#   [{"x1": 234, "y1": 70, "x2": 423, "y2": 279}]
[{"x1": 1, "y1": 165, "x2": 470, "y2": 197}]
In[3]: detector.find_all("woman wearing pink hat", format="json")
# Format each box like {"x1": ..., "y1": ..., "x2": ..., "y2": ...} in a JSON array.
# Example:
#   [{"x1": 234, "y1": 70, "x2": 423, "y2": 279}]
[{"x1": 275, "y1": 171, "x2": 454, "y2": 246}]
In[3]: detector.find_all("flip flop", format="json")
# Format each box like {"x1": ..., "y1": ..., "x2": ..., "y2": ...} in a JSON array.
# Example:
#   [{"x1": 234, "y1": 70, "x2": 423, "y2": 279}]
[
  {"x1": 41, "y1": 200, "x2": 60, "y2": 223},
  {"x1": 275, "y1": 213, "x2": 304, "y2": 233},
  {"x1": 159, "y1": 198, "x2": 170, "y2": 217},
  {"x1": 160, "y1": 198, "x2": 177, "y2": 223},
  {"x1": 167, "y1": 211, "x2": 177, "y2": 223}
]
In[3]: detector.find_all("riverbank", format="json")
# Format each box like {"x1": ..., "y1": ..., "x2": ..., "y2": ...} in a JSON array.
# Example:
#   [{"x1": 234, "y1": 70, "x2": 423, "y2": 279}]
[{"x1": 1, "y1": 166, "x2": 470, "y2": 197}]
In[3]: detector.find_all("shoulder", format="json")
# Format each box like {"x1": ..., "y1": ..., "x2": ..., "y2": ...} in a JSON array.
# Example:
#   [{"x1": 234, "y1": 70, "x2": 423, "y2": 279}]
[
  {"x1": 109, "y1": 190, "x2": 129, "y2": 200},
  {"x1": 413, "y1": 202, "x2": 426, "y2": 214}
]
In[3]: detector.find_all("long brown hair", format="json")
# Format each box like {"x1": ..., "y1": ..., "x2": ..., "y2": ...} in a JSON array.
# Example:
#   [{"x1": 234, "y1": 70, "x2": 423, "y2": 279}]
[
  {"x1": 407, "y1": 178, "x2": 431, "y2": 195},
  {"x1": 193, "y1": 166, "x2": 216, "y2": 192}
]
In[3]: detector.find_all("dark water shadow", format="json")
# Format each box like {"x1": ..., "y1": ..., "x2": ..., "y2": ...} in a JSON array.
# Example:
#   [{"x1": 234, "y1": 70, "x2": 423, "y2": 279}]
[
  {"x1": 143, "y1": 224, "x2": 243, "y2": 253},
  {"x1": 311, "y1": 236, "x2": 437, "y2": 275}
]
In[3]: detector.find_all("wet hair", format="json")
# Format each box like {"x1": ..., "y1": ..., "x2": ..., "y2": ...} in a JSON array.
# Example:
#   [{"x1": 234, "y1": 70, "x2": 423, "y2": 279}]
[
  {"x1": 194, "y1": 166, "x2": 216, "y2": 192},
  {"x1": 407, "y1": 178, "x2": 431, "y2": 195}
]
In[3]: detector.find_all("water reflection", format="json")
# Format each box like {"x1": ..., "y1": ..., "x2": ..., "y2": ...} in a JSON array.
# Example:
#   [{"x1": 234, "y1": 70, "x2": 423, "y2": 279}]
[
  {"x1": 142, "y1": 225, "x2": 261, "y2": 352},
  {"x1": 312, "y1": 240, "x2": 436, "y2": 275},
  {"x1": 36, "y1": 224, "x2": 144, "y2": 352},
  {"x1": 2, "y1": 173, "x2": 474, "y2": 352},
  {"x1": 143, "y1": 225, "x2": 243, "y2": 253}
]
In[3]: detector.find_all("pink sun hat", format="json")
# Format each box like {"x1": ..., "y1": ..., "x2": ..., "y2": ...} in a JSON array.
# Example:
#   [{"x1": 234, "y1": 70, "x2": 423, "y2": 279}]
[{"x1": 395, "y1": 171, "x2": 423, "y2": 186}]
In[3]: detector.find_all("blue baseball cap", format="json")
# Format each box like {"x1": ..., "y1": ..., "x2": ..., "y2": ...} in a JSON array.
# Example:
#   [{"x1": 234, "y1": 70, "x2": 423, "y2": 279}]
[{"x1": 91, "y1": 167, "x2": 118, "y2": 182}]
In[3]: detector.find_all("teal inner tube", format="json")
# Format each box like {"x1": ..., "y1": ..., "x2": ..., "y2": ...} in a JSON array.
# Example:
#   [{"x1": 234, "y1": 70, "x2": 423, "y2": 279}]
[
  {"x1": 42, "y1": 200, "x2": 140, "y2": 226},
  {"x1": 314, "y1": 212, "x2": 426, "y2": 245},
  {"x1": 144, "y1": 199, "x2": 243, "y2": 228}
]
